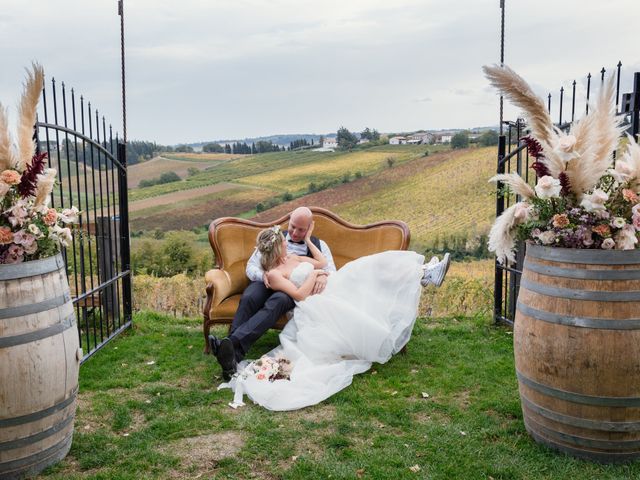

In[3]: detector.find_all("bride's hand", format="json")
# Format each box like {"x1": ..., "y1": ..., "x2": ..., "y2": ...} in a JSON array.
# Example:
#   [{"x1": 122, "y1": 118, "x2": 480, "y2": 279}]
[{"x1": 304, "y1": 221, "x2": 315, "y2": 242}]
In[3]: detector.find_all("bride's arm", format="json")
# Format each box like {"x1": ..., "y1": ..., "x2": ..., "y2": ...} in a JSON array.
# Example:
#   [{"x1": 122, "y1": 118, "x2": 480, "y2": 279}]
[{"x1": 266, "y1": 269, "x2": 319, "y2": 301}]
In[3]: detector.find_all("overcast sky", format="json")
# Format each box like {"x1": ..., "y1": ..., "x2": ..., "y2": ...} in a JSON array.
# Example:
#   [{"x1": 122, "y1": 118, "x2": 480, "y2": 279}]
[{"x1": 0, "y1": 0, "x2": 638, "y2": 145}]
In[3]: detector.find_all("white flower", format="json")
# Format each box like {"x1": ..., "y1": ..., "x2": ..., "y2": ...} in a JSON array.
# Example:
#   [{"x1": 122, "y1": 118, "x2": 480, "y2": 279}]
[
  {"x1": 553, "y1": 134, "x2": 579, "y2": 163},
  {"x1": 28, "y1": 223, "x2": 43, "y2": 238},
  {"x1": 601, "y1": 238, "x2": 616, "y2": 249},
  {"x1": 615, "y1": 224, "x2": 638, "y2": 250},
  {"x1": 611, "y1": 217, "x2": 627, "y2": 229},
  {"x1": 49, "y1": 224, "x2": 73, "y2": 247},
  {"x1": 59, "y1": 206, "x2": 80, "y2": 224},
  {"x1": 608, "y1": 160, "x2": 634, "y2": 183},
  {"x1": 535, "y1": 176, "x2": 562, "y2": 199},
  {"x1": 580, "y1": 189, "x2": 609, "y2": 213},
  {"x1": 537, "y1": 230, "x2": 556, "y2": 245},
  {"x1": 513, "y1": 203, "x2": 530, "y2": 222}
]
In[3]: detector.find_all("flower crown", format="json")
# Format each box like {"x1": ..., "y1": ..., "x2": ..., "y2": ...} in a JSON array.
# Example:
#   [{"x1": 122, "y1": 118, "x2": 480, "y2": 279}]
[{"x1": 258, "y1": 225, "x2": 283, "y2": 253}]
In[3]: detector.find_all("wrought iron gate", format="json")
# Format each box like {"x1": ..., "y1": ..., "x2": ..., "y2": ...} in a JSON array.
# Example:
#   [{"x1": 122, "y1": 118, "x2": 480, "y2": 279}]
[
  {"x1": 494, "y1": 63, "x2": 640, "y2": 325},
  {"x1": 35, "y1": 76, "x2": 132, "y2": 361}
]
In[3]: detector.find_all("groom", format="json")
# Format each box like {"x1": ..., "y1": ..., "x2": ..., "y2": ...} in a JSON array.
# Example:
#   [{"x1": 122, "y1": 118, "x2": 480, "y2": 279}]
[{"x1": 209, "y1": 206, "x2": 336, "y2": 380}]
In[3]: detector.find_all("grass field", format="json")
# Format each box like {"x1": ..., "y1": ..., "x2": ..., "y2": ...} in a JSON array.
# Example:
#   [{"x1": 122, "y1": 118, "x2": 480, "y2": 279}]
[
  {"x1": 127, "y1": 156, "x2": 229, "y2": 189},
  {"x1": 251, "y1": 146, "x2": 497, "y2": 250},
  {"x1": 39, "y1": 312, "x2": 640, "y2": 480},
  {"x1": 128, "y1": 145, "x2": 438, "y2": 203},
  {"x1": 129, "y1": 185, "x2": 275, "y2": 232}
]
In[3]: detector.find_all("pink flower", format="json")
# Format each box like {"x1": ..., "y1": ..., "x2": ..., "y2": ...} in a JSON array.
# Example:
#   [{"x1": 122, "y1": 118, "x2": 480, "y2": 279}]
[
  {"x1": 615, "y1": 224, "x2": 638, "y2": 250},
  {"x1": 43, "y1": 208, "x2": 57, "y2": 226},
  {"x1": 580, "y1": 189, "x2": 609, "y2": 213},
  {"x1": 0, "y1": 227, "x2": 13, "y2": 245},
  {"x1": 0, "y1": 169, "x2": 21, "y2": 185},
  {"x1": 535, "y1": 176, "x2": 562, "y2": 199},
  {"x1": 552, "y1": 214, "x2": 570, "y2": 228},
  {"x1": 6, "y1": 200, "x2": 29, "y2": 227},
  {"x1": 623, "y1": 189, "x2": 639, "y2": 204},
  {"x1": 633, "y1": 214, "x2": 640, "y2": 231},
  {"x1": 593, "y1": 224, "x2": 611, "y2": 238},
  {"x1": 5, "y1": 244, "x2": 24, "y2": 264},
  {"x1": 256, "y1": 373, "x2": 266, "y2": 380},
  {"x1": 0, "y1": 181, "x2": 9, "y2": 198}
]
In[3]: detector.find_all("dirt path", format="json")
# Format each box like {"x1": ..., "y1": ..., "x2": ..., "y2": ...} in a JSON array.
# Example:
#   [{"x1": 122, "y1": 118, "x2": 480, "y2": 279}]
[{"x1": 128, "y1": 182, "x2": 243, "y2": 212}]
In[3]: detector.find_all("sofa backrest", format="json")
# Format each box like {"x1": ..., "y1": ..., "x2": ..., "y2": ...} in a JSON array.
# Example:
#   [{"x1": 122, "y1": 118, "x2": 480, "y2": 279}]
[{"x1": 209, "y1": 207, "x2": 410, "y2": 290}]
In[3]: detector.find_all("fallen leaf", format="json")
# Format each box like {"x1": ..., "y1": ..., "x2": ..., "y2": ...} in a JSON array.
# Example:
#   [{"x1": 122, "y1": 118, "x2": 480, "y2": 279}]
[
  {"x1": 121, "y1": 363, "x2": 128, "y2": 367},
  {"x1": 146, "y1": 361, "x2": 155, "y2": 365},
  {"x1": 409, "y1": 465, "x2": 421, "y2": 473},
  {"x1": 391, "y1": 391, "x2": 398, "y2": 396},
  {"x1": 410, "y1": 369, "x2": 418, "y2": 374},
  {"x1": 460, "y1": 431, "x2": 467, "y2": 436},
  {"x1": 371, "y1": 370, "x2": 377, "y2": 375},
  {"x1": 291, "y1": 455, "x2": 298, "y2": 461},
  {"x1": 145, "y1": 400, "x2": 151, "y2": 404},
  {"x1": 421, "y1": 392, "x2": 430, "y2": 398},
  {"x1": 113, "y1": 347, "x2": 118, "y2": 350},
  {"x1": 356, "y1": 468, "x2": 365, "y2": 478},
  {"x1": 187, "y1": 345, "x2": 193, "y2": 349},
  {"x1": 122, "y1": 433, "x2": 130, "y2": 437}
]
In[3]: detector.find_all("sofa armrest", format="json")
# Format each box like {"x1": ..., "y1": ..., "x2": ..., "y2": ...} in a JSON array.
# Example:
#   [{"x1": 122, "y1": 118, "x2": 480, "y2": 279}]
[{"x1": 203, "y1": 269, "x2": 236, "y2": 353}]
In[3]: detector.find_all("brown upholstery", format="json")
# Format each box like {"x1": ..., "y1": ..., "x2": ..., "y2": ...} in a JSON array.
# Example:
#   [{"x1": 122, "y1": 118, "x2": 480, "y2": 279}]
[{"x1": 202, "y1": 207, "x2": 410, "y2": 353}]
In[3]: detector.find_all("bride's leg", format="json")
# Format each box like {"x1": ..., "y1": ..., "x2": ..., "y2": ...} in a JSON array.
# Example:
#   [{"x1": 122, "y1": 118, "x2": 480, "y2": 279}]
[{"x1": 420, "y1": 253, "x2": 450, "y2": 287}]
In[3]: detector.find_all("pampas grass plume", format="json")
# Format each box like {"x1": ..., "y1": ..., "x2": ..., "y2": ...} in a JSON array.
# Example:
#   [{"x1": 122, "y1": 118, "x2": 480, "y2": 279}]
[{"x1": 16, "y1": 63, "x2": 44, "y2": 171}]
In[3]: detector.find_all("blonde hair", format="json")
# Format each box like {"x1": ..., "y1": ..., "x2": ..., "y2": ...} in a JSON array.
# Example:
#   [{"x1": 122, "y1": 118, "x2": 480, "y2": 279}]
[{"x1": 257, "y1": 226, "x2": 285, "y2": 271}]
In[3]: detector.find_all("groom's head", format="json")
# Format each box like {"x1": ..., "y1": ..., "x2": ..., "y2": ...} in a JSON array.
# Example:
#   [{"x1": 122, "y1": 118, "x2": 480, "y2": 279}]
[{"x1": 288, "y1": 207, "x2": 313, "y2": 242}]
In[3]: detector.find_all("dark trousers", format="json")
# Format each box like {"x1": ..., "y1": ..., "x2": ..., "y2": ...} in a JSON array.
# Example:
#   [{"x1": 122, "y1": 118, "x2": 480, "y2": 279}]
[{"x1": 229, "y1": 281, "x2": 294, "y2": 360}]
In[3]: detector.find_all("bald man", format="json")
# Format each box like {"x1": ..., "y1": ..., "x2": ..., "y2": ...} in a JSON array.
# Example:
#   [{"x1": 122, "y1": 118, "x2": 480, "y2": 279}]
[{"x1": 210, "y1": 207, "x2": 336, "y2": 380}]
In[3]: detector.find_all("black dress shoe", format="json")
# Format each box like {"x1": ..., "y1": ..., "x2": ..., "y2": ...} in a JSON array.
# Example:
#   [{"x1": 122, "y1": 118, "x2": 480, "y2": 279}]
[
  {"x1": 208, "y1": 335, "x2": 220, "y2": 355},
  {"x1": 215, "y1": 337, "x2": 237, "y2": 381}
]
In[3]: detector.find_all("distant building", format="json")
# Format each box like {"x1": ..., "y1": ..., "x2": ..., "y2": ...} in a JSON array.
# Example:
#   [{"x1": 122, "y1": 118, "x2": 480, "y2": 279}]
[
  {"x1": 323, "y1": 137, "x2": 338, "y2": 148},
  {"x1": 389, "y1": 136, "x2": 406, "y2": 145},
  {"x1": 438, "y1": 135, "x2": 453, "y2": 144},
  {"x1": 358, "y1": 138, "x2": 370, "y2": 145},
  {"x1": 408, "y1": 132, "x2": 434, "y2": 144}
]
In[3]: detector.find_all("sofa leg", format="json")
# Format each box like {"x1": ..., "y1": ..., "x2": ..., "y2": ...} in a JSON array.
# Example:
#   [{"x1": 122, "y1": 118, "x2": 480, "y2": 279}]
[{"x1": 203, "y1": 318, "x2": 212, "y2": 354}]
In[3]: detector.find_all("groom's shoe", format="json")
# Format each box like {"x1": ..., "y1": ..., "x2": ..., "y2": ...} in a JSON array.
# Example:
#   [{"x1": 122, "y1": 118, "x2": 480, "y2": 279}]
[
  {"x1": 208, "y1": 335, "x2": 221, "y2": 356},
  {"x1": 215, "y1": 337, "x2": 237, "y2": 381}
]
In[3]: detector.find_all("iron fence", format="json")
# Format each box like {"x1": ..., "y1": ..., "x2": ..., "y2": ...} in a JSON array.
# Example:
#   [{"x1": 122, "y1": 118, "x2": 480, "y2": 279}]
[
  {"x1": 35, "y1": 77, "x2": 132, "y2": 361},
  {"x1": 494, "y1": 63, "x2": 640, "y2": 325}
]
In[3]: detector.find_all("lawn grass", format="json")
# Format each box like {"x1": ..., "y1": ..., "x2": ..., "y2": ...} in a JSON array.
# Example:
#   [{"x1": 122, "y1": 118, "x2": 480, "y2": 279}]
[{"x1": 40, "y1": 312, "x2": 640, "y2": 479}]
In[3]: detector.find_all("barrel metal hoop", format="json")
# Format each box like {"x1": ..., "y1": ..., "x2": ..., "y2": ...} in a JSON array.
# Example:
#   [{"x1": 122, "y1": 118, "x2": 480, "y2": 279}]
[
  {"x1": 526, "y1": 244, "x2": 640, "y2": 264},
  {"x1": 0, "y1": 313, "x2": 76, "y2": 349},
  {"x1": 526, "y1": 424, "x2": 640, "y2": 463},
  {"x1": 0, "y1": 413, "x2": 74, "y2": 451},
  {"x1": 521, "y1": 395, "x2": 640, "y2": 432},
  {"x1": 0, "y1": 388, "x2": 77, "y2": 428},
  {"x1": 520, "y1": 277, "x2": 640, "y2": 302},
  {"x1": 517, "y1": 370, "x2": 640, "y2": 407},
  {"x1": 525, "y1": 416, "x2": 640, "y2": 450},
  {"x1": 524, "y1": 259, "x2": 640, "y2": 280},
  {"x1": 0, "y1": 254, "x2": 65, "y2": 281},
  {"x1": 0, "y1": 433, "x2": 72, "y2": 475},
  {"x1": 0, "y1": 293, "x2": 71, "y2": 320},
  {"x1": 516, "y1": 301, "x2": 640, "y2": 330}
]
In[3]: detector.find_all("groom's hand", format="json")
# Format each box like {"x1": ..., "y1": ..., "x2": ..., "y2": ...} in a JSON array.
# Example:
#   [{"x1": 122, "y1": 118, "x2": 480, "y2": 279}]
[
  {"x1": 312, "y1": 275, "x2": 327, "y2": 295},
  {"x1": 263, "y1": 272, "x2": 271, "y2": 289}
]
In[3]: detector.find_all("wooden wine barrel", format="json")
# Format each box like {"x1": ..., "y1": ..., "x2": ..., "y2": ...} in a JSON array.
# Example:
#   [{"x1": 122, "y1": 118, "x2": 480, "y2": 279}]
[
  {"x1": 515, "y1": 244, "x2": 640, "y2": 463},
  {"x1": 0, "y1": 254, "x2": 80, "y2": 479}
]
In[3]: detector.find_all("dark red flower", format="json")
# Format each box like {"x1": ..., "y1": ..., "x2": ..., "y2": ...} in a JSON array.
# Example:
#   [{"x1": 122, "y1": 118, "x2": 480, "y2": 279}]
[
  {"x1": 18, "y1": 152, "x2": 48, "y2": 198},
  {"x1": 558, "y1": 171, "x2": 571, "y2": 196}
]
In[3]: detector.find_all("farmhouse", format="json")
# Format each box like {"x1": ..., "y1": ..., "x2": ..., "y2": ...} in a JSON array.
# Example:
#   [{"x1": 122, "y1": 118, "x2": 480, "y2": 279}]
[
  {"x1": 389, "y1": 136, "x2": 406, "y2": 145},
  {"x1": 323, "y1": 137, "x2": 338, "y2": 148}
]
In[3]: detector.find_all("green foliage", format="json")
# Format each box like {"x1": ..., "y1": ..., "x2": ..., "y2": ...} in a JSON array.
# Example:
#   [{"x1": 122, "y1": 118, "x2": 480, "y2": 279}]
[
  {"x1": 174, "y1": 144, "x2": 194, "y2": 153},
  {"x1": 479, "y1": 129, "x2": 499, "y2": 146},
  {"x1": 131, "y1": 232, "x2": 213, "y2": 277},
  {"x1": 202, "y1": 142, "x2": 224, "y2": 153},
  {"x1": 386, "y1": 156, "x2": 396, "y2": 168},
  {"x1": 138, "y1": 171, "x2": 182, "y2": 188},
  {"x1": 451, "y1": 131, "x2": 470, "y2": 149},
  {"x1": 360, "y1": 127, "x2": 380, "y2": 141},
  {"x1": 424, "y1": 233, "x2": 492, "y2": 261},
  {"x1": 187, "y1": 167, "x2": 199, "y2": 177},
  {"x1": 337, "y1": 126, "x2": 358, "y2": 150}
]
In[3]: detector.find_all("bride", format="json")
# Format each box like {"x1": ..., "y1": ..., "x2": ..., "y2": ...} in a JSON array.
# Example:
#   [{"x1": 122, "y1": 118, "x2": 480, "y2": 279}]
[{"x1": 218, "y1": 224, "x2": 450, "y2": 411}]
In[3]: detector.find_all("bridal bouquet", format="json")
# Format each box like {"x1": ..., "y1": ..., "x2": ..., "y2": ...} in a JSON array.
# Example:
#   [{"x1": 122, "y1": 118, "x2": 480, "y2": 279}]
[
  {"x1": 242, "y1": 355, "x2": 293, "y2": 382},
  {"x1": 483, "y1": 65, "x2": 640, "y2": 264},
  {"x1": 0, "y1": 64, "x2": 80, "y2": 264}
]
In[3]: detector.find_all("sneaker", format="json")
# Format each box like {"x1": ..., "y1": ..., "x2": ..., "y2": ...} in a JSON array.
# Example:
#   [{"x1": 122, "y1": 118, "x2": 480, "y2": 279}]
[
  {"x1": 421, "y1": 253, "x2": 450, "y2": 287},
  {"x1": 426, "y1": 256, "x2": 439, "y2": 268},
  {"x1": 215, "y1": 337, "x2": 238, "y2": 381}
]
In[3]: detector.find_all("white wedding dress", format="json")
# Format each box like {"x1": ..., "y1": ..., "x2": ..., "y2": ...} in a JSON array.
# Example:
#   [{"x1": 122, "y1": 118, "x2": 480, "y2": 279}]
[{"x1": 220, "y1": 250, "x2": 425, "y2": 411}]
